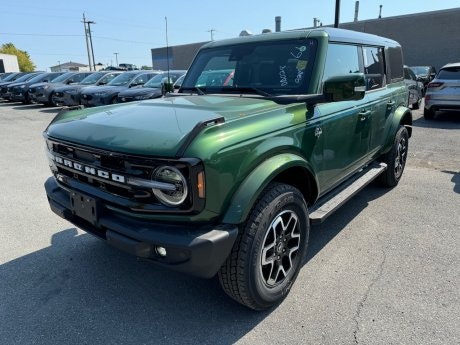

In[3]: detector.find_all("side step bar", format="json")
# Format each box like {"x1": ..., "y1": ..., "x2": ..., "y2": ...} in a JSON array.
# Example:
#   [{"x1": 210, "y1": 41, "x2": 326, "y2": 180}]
[{"x1": 309, "y1": 162, "x2": 387, "y2": 225}]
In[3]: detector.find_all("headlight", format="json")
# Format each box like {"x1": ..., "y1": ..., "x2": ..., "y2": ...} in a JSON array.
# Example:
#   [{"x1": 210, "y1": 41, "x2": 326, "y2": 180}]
[
  {"x1": 43, "y1": 85, "x2": 50, "y2": 90},
  {"x1": 152, "y1": 166, "x2": 188, "y2": 206},
  {"x1": 20, "y1": 85, "x2": 26, "y2": 88}
]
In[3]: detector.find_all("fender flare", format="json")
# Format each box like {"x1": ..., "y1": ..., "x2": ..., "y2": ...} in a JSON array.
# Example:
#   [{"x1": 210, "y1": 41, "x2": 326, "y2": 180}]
[
  {"x1": 222, "y1": 153, "x2": 318, "y2": 224},
  {"x1": 384, "y1": 105, "x2": 412, "y2": 151}
]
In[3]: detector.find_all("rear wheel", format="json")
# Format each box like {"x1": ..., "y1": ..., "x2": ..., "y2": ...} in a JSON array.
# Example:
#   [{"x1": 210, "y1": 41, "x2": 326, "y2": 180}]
[
  {"x1": 378, "y1": 126, "x2": 409, "y2": 187},
  {"x1": 218, "y1": 183, "x2": 309, "y2": 310}
]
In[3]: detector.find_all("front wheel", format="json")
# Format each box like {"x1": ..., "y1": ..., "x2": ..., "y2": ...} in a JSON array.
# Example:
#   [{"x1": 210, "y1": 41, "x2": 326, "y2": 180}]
[
  {"x1": 218, "y1": 183, "x2": 309, "y2": 310},
  {"x1": 378, "y1": 126, "x2": 409, "y2": 187}
]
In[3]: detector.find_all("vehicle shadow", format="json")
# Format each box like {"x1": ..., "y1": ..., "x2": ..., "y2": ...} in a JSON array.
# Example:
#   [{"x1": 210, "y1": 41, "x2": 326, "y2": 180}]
[
  {"x1": 412, "y1": 110, "x2": 460, "y2": 129},
  {"x1": 11, "y1": 104, "x2": 44, "y2": 110},
  {"x1": 442, "y1": 170, "x2": 460, "y2": 194},
  {"x1": 305, "y1": 183, "x2": 388, "y2": 264},
  {"x1": 0, "y1": 228, "x2": 269, "y2": 345}
]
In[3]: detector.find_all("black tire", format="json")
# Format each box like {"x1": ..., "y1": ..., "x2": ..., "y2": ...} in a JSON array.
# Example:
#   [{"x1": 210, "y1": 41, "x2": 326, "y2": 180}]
[
  {"x1": 424, "y1": 107, "x2": 435, "y2": 120},
  {"x1": 378, "y1": 126, "x2": 409, "y2": 187},
  {"x1": 218, "y1": 183, "x2": 309, "y2": 310},
  {"x1": 111, "y1": 96, "x2": 118, "y2": 104},
  {"x1": 48, "y1": 93, "x2": 57, "y2": 107},
  {"x1": 412, "y1": 98, "x2": 420, "y2": 110}
]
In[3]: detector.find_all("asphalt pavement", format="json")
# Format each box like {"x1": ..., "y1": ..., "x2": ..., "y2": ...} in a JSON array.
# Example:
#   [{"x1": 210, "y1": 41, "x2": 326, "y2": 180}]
[{"x1": 0, "y1": 100, "x2": 458, "y2": 345}]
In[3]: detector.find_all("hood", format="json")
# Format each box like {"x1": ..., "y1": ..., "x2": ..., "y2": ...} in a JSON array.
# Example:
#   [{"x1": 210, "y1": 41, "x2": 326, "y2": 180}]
[
  {"x1": 82, "y1": 85, "x2": 126, "y2": 95},
  {"x1": 54, "y1": 84, "x2": 86, "y2": 93},
  {"x1": 45, "y1": 95, "x2": 283, "y2": 157},
  {"x1": 118, "y1": 87, "x2": 161, "y2": 97}
]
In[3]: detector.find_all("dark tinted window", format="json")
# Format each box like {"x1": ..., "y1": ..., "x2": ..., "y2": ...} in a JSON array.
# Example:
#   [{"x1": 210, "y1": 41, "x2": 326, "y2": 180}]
[
  {"x1": 387, "y1": 46, "x2": 404, "y2": 82},
  {"x1": 363, "y1": 46, "x2": 385, "y2": 90},
  {"x1": 437, "y1": 67, "x2": 460, "y2": 80},
  {"x1": 323, "y1": 44, "x2": 360, "y2": 81}
]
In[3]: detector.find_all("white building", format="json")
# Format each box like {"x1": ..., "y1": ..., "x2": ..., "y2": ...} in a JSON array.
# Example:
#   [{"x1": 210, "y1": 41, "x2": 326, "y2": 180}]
[
  {"x1": 0, "y1": 53, "x2": 20, "y2": 73},
  {"x1": 49, "y1": 61, "x2": 105, "y2": 72}
]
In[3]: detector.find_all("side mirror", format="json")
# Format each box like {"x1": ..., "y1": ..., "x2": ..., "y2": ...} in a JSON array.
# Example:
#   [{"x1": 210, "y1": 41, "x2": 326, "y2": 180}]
[
  {"x1": 323, "y1": 73, "x2": 366, "y2": 102},
  {"x1": 43, "y1": 79, "x2": 49, "y2": 82}
]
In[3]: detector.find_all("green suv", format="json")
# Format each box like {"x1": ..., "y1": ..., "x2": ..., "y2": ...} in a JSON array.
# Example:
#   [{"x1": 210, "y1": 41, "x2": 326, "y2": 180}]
[{"x1": 44, "y1": 28, "x2": 411, "y2": 310}]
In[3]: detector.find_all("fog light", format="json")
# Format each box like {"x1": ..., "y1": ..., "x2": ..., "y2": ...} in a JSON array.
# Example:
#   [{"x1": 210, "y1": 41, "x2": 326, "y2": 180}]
[{"x1": 156, "y1": 246, "x2": 167, "y2": 257}]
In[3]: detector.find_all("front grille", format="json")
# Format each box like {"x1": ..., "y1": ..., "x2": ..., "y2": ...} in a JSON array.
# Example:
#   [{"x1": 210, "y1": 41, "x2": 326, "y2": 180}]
[{"x1": 46, "y1": 139, "x2": 202, "y2": 214}]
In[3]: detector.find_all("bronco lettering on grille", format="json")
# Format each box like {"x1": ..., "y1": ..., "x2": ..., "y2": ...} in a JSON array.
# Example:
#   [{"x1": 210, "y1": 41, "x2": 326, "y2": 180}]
[{"x1": 53, "y1": 155, "x2": 126, "y2": 184}]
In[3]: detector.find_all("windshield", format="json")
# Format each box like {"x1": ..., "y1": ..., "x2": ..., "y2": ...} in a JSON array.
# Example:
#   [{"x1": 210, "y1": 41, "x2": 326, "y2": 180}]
[
  {"x1": 51, "y1": 72, "x2": 74, "y2": 83},
  {"x1": 14, "y1": 73, "x2": 39, "y2": 82},
  {"x1": 80, "y1": 72, "x2": 104, "y2": 85},
  {"x1": 144, "y1": 72, "x2": 183, "y2": 88},
  {"x1": 107, "y1": 73, "x2": 137, "y2": 86},
  {"x1": 28, "y1": 73, "x2": 51, "y2": 83},
  {"x1": 1, "y1": 73, "x2": 18, "y2": 82},
  {"x1": 410, "y1": 66, "x2": 429, "y2": 75},
  {"x1": 181, "y1": 38, "x2": 317, "y2": 96}
]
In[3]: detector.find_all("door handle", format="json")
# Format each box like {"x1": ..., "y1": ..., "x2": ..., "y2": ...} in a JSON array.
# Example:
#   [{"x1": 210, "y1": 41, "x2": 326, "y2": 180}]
[{"x1": 358, "y1": 110, "x2": 371, "y2": 121}]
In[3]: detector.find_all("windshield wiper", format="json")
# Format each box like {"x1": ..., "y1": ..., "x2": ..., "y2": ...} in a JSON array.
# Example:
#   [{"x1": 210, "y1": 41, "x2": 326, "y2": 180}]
[
  {"x1": 180, "y1": 86, "x2": 206, "y2": 95},
  {"x1": 231, "y1": 86, "x2": 274, "y2": 98}
]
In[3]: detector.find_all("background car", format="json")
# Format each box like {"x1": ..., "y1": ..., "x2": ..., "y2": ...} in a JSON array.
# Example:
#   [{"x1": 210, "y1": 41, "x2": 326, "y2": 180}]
[
  {"x1": 0, "y1": 72, "x2": 14, "y2": 81},
  {"x1": 424, "y1": 62, "x2": 460, "y2": 119},
  {"x1": 52, "y1": 71, "x2": 122, "y2": 106},
  {"x1": 117, "y1": 70, "x2": 185, "y2": 103},
  {"x1": 0, "y1": 72, "x2": 29, "y2": 91},
  {"x1": 10, "y1": 72, "x2": 66, "y2": 104},
  {"x1": 409, "y1": 65, "x2": 437, "y2": 94},
  {"x1": 80, "y1": 71, "x2": 157, "y2": 106},
  {"x1": 0, "y1": 72, "x2": 43, "y2": 100},
  {"x1": 28, "y1": 72, "x2": 92, "y2": 106},
  {"x1": 403, "y1": 66, "x2": 423, "y2": 109}
]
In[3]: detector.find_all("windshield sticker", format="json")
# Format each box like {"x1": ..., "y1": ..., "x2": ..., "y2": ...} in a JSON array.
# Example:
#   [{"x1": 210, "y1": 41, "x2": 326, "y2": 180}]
[
  {"x1": 290, "y1": 46, "x2": 306, "y2": 59},
  {"x1": 279, "y1": 65, "x2": 288, "y2": 86},
  {"x1": 296, "y1": 60, "x2": 307, "y2": 71}
]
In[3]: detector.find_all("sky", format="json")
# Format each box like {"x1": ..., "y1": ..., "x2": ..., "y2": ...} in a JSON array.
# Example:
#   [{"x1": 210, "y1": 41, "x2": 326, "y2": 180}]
[{"x1": 1, "y1": 1, "x2": 459, "y2": 71}]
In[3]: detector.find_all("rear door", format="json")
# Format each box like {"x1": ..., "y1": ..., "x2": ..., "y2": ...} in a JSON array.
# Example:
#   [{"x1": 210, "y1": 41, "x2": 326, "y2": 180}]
[{"x1": 361, "y1": 45, "x2": 396, "y2": 157}]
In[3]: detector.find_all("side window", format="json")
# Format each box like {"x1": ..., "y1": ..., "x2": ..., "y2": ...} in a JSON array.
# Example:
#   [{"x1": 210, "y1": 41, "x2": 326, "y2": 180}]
[
  {"x1": 387, "y1": 46, "x2": 404, "y2": 82},
  {"x1": 363, "y1": 46, "x2": 385, "y2": 90},
  {"x1": 323, "y1": 44, "x2": 360, "y2": 82}
]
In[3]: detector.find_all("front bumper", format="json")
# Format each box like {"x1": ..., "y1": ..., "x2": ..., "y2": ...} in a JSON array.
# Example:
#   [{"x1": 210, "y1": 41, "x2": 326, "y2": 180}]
[{"x1": 44, "y1": 177, "x2": 238, "y2": 278}]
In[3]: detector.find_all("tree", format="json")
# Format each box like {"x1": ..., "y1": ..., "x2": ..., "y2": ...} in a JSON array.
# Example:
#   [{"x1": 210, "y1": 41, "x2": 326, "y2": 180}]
[{"x1": 0, "y1": 43, "x2": 36, "y2": 72}]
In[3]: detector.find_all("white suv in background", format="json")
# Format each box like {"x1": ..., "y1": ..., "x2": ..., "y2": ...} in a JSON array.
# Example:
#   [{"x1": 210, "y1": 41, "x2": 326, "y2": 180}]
[{"x1": 424, "y1": 62, "x2": 460, "y2": 120}]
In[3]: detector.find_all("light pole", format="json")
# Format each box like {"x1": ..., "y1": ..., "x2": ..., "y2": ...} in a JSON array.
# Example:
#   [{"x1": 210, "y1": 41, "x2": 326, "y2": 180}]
[
  {"x1": 114, "y1": 53, "x2": 119, "y2": 67},
  {"x1": 57, "y1": 60, "x2": 61, "y2": 72},
  {"x1": 87, "y1": 20, "x2": 96, "y2": 71},
  {"x1": 82, "y1": 13, "x2": 92, "y2": 70},
  {"x1": 334, "y1": 0, "x2": 340, "y2": 28}
]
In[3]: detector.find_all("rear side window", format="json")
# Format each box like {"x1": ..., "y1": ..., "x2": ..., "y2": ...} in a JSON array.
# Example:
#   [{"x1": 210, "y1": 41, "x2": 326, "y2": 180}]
[
  {"x1": 387, "y1": 46, "x2": 404, "y2": 82},
  {"x1": 323, "y1": 44, "x2": 360, "y2": 81},
  {"x1": 363, "y1": 46, "x2": 385, "y2": 90},
  {"x1": 437, "y1": 67, "x2": 460, "y2": 80}
]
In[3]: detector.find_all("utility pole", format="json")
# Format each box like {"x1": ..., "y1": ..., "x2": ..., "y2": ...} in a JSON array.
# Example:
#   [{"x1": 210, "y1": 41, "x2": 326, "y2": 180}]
[
  {"x1": 207, "y1": 29, "x2": 216, "y2": 41},
  {"x1": 114, "y1": 53, "x2": 119, "y2": 67},
  {"x1": 82, "y1": 13, "x2": 92, "y2": 70},
  {"x1": 87, "y1": 19, "x2": 96, "y2": 71},
  {"x1": 334, "y1": 0, "x2": 340, "y2": 28},
  {"x1": 378, "y1": 4, "x2": 383, "y2": 18}
]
